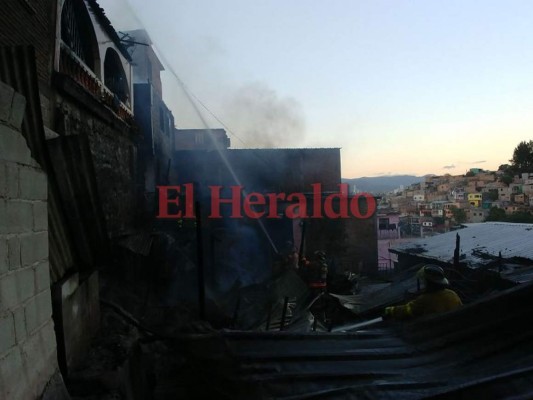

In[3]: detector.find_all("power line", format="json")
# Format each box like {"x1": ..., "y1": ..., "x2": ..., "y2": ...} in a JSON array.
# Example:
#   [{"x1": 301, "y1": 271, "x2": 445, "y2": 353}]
[{"x1": 122, "y1": 0, "x2": 247, "y2": 147}]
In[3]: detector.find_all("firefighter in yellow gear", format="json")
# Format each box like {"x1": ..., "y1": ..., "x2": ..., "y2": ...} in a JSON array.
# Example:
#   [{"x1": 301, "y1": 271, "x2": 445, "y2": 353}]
[{"x1": 383, "y1": 264, "x2": 462, "y2": 320}]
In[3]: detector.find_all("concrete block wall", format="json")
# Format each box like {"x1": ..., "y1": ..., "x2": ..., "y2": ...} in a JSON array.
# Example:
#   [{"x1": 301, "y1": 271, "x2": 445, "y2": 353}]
[
  {"x1": 0, "y1": 81, "x2": 59, "y2": 399},
  {"x1": 56, "y1": 98, "x2": 138, "y2": 238}
]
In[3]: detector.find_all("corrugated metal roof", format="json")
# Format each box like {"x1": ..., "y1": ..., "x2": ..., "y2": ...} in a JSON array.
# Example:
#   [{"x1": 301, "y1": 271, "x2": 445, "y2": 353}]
[
  {"x1": 177, "y1": 281, "x2": 533, "y2": 399},
  {"x1": 391, "y1": 222, "x2": 533, "y2": 267}
]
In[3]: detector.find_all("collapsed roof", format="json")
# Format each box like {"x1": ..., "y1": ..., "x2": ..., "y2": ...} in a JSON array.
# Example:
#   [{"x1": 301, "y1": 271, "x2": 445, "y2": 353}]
[
  {"x1": 178, "y1": 280, "x2": 533, "y2": 399},
  {"x1": 391, "y1": 222, "x2": 533, "y2": 267}
]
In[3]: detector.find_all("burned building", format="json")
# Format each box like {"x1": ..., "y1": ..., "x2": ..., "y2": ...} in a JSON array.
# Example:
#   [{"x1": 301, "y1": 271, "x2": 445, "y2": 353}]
[
  {"x1": 175, "y1": 128, "x2": 231, "y2": 151},
  {"x1": 165, "y1": 147, "x2": 377, "y2": 296}
]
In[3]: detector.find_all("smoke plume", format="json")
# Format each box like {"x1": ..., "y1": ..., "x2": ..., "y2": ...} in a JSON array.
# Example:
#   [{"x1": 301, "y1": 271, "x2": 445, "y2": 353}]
[{"x1": 223, "y1": 82, "x2": 306, "y2": 148}]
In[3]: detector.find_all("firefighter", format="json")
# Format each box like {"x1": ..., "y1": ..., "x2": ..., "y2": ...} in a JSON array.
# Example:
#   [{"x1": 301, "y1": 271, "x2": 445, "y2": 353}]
[
  {"x1": 382, "y1": 264, "x2": 462, "y2": 320},
  {"x1": 306, "y1": 250, "x2": 328, "y2": 291},
  {"x1": 283, "y1": 241, "x2": 299, "y2": 271}
]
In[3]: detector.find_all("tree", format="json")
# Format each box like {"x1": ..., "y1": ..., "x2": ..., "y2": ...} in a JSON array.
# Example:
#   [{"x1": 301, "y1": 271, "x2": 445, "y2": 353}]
[
  {"x1": 499, "y1": 174, "x2": 513, "y2": 186},
  {"x1": 450, "y1": 206, "x2": 467, "y2": 224},
  {"x1": 508, "y1": 211, "x2": 533, "y2": 223},
  {"x1": 486, "y1": 207, "x2": 506, "y2": 221},
  {"x1": 487, "y1": 189, "x2": 498, "y2": 202},
  {"x1": 498, "y1": 163, "x2": 512, "y2": 172},
  {"x1": 486, "y1": 207, "x2": 533, "y2": 223},
  {"x1": 510, "y1": 140, "x2": 533, "y2": 175}
]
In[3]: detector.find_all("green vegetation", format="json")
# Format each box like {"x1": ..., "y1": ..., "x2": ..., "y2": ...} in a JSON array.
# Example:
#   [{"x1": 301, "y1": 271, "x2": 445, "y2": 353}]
[
  {"x1": 486, "y1": 207, "x2": 533, "y2": 223},
  {"x1": 510, "y1": 140, "x2": 533, "y2": 175},
  {"x1": 450, "y1": 206, "x2": 467, "y2": 224}
]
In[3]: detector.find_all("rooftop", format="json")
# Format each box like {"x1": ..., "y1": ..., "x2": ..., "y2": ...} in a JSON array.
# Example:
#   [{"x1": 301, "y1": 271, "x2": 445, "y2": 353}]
[{"x1": 391, "y1": 222, "x2": 533, "y2": 267}]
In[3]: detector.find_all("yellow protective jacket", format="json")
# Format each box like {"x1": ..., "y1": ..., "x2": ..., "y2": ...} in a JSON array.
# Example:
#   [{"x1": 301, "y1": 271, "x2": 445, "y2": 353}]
[{"x1": 385, "y1": 289, "x2": 462, "y2": 320}]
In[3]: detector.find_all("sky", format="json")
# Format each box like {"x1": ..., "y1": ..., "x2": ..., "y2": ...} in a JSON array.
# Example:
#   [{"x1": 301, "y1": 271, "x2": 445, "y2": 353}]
[{"x1": 99, "y1": 0, "x2": 533, "y2": 178}]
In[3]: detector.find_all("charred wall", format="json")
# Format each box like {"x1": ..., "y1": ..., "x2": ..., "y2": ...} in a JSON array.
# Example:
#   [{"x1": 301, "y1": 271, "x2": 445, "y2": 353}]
[
  {"x1": 167, "y1": 148, "x2": 377, "y2": 291},
  {"x1": 54, "y1": 83, "x2": 138, "y2": 238},
  {"x1": 171, "y1": 148, "x2": 342, "y2": 193}
]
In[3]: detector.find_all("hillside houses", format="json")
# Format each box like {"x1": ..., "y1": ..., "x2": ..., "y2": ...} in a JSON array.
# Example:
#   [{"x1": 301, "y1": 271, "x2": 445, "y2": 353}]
[{"x1": 383, "y1": 169, "x2": 533, "y2": 235}]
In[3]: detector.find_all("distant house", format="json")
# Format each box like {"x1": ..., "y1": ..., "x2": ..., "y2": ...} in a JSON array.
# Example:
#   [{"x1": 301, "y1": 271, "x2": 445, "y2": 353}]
[
  {"x1": 413, "y1": 193, "x2": 425, "y2": 202},
  {"x1": 451, "y1": 187, "x2": 466, "y2": 201},
  {"x1": 438, "y1": 183, "x2": 451, "y2": 193},
  {"x1": 521, "y1": 173, "x2": 533, "y2": 185},
  {"x1": 377, "y1": 212, "x2": 400, "y2": 239},
  {"x1": 499, "y1": 187, "x2": 512, "y2": 202},
  {"x1": 467, "y1": 208, "x2": 487, "y2": 223},
  {"x1": 468, "y1": 193, "x2": 482, "y2": 207},
  {"x1": 523, "y1": 184, "x2": 533, "y2": 195},
  {"x1": 513, "y1": 193, "x2": 528, "y2": 205},
  {"x1": 504, "y1": 204, "x2": 522, "y2": 215}
]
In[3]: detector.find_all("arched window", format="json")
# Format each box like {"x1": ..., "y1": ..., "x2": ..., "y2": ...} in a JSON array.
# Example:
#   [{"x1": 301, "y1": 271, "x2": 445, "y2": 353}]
[
  {"x1": 61, "y1": 0, "x2": 98, "y2": 72},
  {"x1": 104, "y1": 48, "x2": 129, "y2": 104}
]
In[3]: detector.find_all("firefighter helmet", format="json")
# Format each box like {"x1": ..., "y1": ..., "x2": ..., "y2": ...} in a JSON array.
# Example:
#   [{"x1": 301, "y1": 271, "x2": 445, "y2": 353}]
[{"x1": 417, "y1": 264, "x2": 449, "y2": 286}]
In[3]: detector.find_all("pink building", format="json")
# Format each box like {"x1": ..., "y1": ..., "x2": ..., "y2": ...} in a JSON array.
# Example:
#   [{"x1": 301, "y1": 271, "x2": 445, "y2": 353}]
[{"x1": 377, "y1": 213, "x2": 401, "y2": 270}]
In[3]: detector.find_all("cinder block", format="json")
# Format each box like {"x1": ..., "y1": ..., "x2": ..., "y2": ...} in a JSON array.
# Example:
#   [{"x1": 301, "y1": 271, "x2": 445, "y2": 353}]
[
  {"x1": 19, "y1": 166, "x2": 47, "y2": 201},
  {"x1": 8, "y1": 92, "x2": 26, "y2": 130},
  {"x1": 34, "y1": 261, "x2": 50, "y2": 293},
  {"x1": 20, "y1": 231, "x2": 48, "y2": 267},
  {"x1": 24, "y1": 289, "x2": 52, "y2": 334},
  {"x1": 5, "y1": 162, "x2": 19, "y2": 198},
  {"x1": 0, "y1": 272, "x2": 17, "y2": 312},
  {"x1": 33, "y1": 201, "x2": 48, "y2": 232},
  {"x1": 40, "y1": 320, "x2": 57, "y2": 359},
  {"x1": 0, "y1": 163, "x2": 15, "y2": 202},
  {"x1": 7, "y1": 236, "x2": 21, "y2": 270},
  {"x1": 0, "y1": 200, "x2": 6, "y2": 235},
  {"x1": 23, "y1": 296, "x2": 37, "y2": 335},
  {"x1": 13, "y1": 306, "x2": 27, "y2": 344},
  {"x1": 0, "y1": 313, "x2": 16, "y2": 355},
  {"x1": 0, "y1": 238, "x2": 7, "y2": 275},
  {"x1": 16, "y1": 267, "x2": 36, "y2": 304},
  {"x1": 0, "y1": 347, "x2": 26, "y2": 400},
  {"x1": 0, "y1": 81, "x2": 15, "y2": 122},
  {"x1": 0, "y1": 163, "x2": 5, "y2": 198},
  {"x1": 22, "y1": 320, "x2": 57, "y2": 399},
  {"x1": 23, "y1": 320, "x2": 55, "y2": 385},
  {"x1": 0, "y1": 125, "x2": 32, "y2": 165},
  {"x1": 6, "y1": 200, "x2": 34, "y2": 233}
]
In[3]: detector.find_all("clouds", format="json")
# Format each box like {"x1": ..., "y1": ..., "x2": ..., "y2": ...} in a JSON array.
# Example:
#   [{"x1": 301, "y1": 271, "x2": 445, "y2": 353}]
[{"x1": 443, "y1": 160, "x2": 486, "y2": 170}]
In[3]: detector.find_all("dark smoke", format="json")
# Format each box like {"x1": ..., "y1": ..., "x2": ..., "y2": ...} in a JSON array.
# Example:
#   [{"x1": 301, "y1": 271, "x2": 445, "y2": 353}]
[{"x1": 224, "y1": 82, "x2": 306, "y2": 148}]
